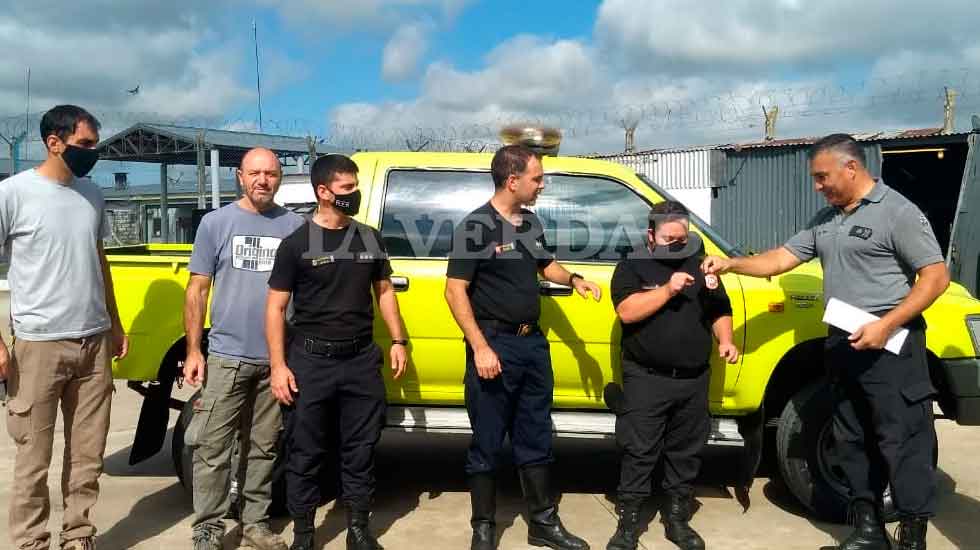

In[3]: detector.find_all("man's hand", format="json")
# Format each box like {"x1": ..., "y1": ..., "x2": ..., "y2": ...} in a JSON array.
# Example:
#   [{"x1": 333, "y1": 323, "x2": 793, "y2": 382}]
[
  {"x1": 572, "y1": 277, "x2": 602, "y2": 301},
  {"x1": 718, "y1": 342, "x2": 740, "y2": 364},
  {"x1": 701, "y1": 255, "x2": 733, "y2": 276},
  {"x1": 111, "y1": 325, "x2": 129, "y2": 360},
  {"x1": 270, "y1": 364, "x2": 299, "y2": 406},
  {"x1": 474, "y1": 345, "x2": 502, "y2": 380},
  {"x1": 183, "y1": 350, "x2": 206, "y2": 386},
  {"x1": 0, "y1": 342, "x2": 9, "y2": 381},
  {"x1": 390, "y1": 344, "x2": 408, "y2": 380},
  {"x1": 668, "y1": 272, "x2": 695, "y2": 295},
  {"x1": 849, "y1": 319, "x2": 894, "y2": 351}
]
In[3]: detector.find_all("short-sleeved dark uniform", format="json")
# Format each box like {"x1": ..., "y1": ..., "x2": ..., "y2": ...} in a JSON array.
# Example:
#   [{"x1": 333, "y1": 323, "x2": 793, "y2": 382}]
[
  {"x1": 447, "y1": 202, "x2": 556, "y2": 474},
  {"x1": 784, "y1": 179, "x2": 944, "y2": 517},
  {"x1": 610, "y1": 252, "x2": 732, "y2": 500},
  {"x1": 268, "y1": 220, "x2": 393, "y2": 515}
]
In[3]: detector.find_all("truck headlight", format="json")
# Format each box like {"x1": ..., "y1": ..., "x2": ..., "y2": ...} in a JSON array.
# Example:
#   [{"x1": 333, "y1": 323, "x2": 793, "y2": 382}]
[{"x1": 968, "y1": 315, "x2": 980, "y2": 355}]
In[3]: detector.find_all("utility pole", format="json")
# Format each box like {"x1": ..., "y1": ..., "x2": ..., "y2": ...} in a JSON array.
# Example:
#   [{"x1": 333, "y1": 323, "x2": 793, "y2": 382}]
[
  {"x1": 763, "y1": 105, "x2": 779, "y2": 141},
  {"x1": 943, "y1": 87, "x2": 957, "y2": 134},
  {"x1": 253, "y1": 20, "x2": 264, "y2": 133}
]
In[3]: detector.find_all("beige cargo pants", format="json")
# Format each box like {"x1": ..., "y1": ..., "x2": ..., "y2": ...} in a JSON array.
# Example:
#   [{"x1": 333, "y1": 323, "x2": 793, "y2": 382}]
[{"x1": 5, "y1": 333, "x2": 113, "y2": 550}]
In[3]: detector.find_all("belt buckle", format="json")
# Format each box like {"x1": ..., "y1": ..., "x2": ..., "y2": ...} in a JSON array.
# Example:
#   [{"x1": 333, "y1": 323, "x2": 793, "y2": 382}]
[{"x1": 517, "y1": 323, "x2": 531, "y2": 337}]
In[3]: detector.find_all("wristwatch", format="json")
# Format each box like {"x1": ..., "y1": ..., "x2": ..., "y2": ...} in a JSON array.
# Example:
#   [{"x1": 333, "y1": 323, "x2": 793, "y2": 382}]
[
  {"x1": 391, "y1": 339, "x2": 409, "y2": 346},
  {"x1": 568, "y1": 273, "x2": 583, "y2": 286}
]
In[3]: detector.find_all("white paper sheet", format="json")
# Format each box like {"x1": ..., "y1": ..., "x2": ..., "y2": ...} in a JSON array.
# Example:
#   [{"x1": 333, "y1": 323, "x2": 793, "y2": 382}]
[{"x1": 822, "y1": 298, "x2": 908, "y2": 355}]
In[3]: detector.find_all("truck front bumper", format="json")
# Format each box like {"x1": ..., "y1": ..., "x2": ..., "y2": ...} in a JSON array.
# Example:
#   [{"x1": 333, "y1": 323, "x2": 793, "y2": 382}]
[{"x1": 941, "y1": 357, "x2": 980, "y2": 425}]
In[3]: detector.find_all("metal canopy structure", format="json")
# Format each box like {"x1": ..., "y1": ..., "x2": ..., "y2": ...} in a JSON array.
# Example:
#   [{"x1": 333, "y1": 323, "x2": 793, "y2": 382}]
[
  {"x1": 96, "y1": 123, "x2": 327, "y2": 243},
  {"x1": 97, "y1": 123, "x2": 317, "y2": 168}
]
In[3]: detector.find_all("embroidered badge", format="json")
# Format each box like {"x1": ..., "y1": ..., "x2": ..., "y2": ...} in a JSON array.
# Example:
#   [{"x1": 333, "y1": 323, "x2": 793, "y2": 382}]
[
  {"x1": 848, "y1": 225, "x2": 873, "y2": 240},
  {"x1": 311, "y1": 255, "x2": 335, "y2": 266}
]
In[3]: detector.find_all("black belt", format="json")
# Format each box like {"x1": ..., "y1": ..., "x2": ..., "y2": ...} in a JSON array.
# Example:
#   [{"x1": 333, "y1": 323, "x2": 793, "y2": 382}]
[
  {"x1": 626, "y1": 359, "x2": 708, "y2": 379},
  {"x1": 477, "y1": 319, "x2": 540, "y2": 337},
  {"x1": 302, "y1": 335, "x2": 372, "y2": 358}
]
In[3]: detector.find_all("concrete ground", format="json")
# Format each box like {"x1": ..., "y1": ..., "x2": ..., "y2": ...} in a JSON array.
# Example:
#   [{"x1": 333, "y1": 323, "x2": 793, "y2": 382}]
[{"x1": 1, "y1": 384, "x2": 979, "y2": 550}]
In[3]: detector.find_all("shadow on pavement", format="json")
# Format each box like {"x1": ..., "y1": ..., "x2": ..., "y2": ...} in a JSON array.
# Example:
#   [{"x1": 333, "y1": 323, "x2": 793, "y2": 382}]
[
  {"x1": 761, "y1": 476, "x2": 850, "y2": 545},
  {"x1": 931, "y1": 469, "x2": 980, "y2": 550},
  {"x1": 97, "y1": 482, "x2": 192, "y2": 549},
  {"x1": 103, "y1": 427, "x2": 178, "y2": 477}
]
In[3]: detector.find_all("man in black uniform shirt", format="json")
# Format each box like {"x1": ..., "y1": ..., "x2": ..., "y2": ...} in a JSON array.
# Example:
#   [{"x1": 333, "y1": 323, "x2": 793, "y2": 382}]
[
  {"x1": 606, "y1": 201, "x2": 738, "y2": 550},
  {"x1": 266, "y1": 154, "x2": 409, "y2": 550},
  {"x1": 445, "y1": 144, "x2": 603, "y2": 550}
]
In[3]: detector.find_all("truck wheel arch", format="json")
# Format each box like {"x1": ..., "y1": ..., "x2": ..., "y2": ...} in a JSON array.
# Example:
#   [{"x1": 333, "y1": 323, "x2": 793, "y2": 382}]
[
  {"x1": 762, "y1": 338, "x2": 826, "y2": 423},
  {"x1": 128, "y1": 332, "x2": 208, "y2": 465}
]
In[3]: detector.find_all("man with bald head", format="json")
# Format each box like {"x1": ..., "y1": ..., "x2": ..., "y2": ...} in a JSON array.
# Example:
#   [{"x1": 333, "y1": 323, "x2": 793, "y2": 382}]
[{"x1": 184, "y1": 148, "x2": 304, "y2": 550}]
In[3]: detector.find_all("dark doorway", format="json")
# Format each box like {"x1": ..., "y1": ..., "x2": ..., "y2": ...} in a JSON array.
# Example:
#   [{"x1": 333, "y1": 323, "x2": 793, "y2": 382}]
[{"x1": 880, "y1": 142, "x2": 969, "y2": 255}]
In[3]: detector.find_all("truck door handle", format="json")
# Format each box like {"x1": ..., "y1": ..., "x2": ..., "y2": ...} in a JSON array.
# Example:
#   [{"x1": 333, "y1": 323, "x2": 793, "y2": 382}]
[
  {"x1": 539, "y1": 280, "x2": 573, "y2": 297},
  {"x1": 392, "y1": 276, "x2": 410, "y2": 292}
]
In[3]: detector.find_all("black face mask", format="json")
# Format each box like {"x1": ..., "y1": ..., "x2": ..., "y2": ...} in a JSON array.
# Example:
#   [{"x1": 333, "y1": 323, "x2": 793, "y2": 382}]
[
  {"x1": 333, "y1": 189, "x2": 361, "y2": 216},
  {"x1": 61, "y1": 144, "x2": 99, "y2": 178}
]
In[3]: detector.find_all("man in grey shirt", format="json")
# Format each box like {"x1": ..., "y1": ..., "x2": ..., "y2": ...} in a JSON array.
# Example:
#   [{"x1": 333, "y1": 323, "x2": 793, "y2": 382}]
[
  {"x1": 184, "y1": 148, "x2": 304, "y2": 550},
  {"x1": 703, "y1": 134, "x2": 949, "y2": 550},
  {"x1": 1, "y1": 105, "x2": 128, "y2": 550}
]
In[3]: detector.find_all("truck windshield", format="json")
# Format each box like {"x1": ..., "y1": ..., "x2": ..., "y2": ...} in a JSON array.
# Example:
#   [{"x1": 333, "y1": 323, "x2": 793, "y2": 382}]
[{"x1": 635, "y1": 174, "x2": 744, "y2": 258}]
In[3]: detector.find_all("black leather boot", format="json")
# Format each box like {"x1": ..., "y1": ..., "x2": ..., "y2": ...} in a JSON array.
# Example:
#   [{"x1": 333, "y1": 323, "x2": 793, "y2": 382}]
[
  {"x1": 836, "y1": 500, "x2": 890, "y2": 550},
  {"x1": 895, "y1": 516, "x2": 927, "y2": 550},
  {"x1": 346, "y1": 509, "x2": 383, "y2": 550},
  {"x1": 661, "y1": 493, "x2": 705, "y2": 550},
  {"x1": 290, "y1": 509, "x2": 316, "y2": 550},
  {"x1": 519, "y1": 464, "x2": 590, "y2": 550},
  {"x1": 606, "y1": 495, "x2": 642, "y2": 550},
  {"x1": 470, "y1": 473, "x2": 497, "y2": 550}
]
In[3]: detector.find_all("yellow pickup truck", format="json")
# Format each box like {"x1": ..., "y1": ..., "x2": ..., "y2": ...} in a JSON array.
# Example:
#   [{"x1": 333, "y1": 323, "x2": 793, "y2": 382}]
[{"x1": 108, "y1": 150, "x2": 980, "y2": 522}]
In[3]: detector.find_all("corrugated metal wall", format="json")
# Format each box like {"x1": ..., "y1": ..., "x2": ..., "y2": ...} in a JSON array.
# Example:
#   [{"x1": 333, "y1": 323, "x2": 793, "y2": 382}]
[
  {"x1": 711, "y1": 144, "x2": 881, "y2": 253},
  {"x1": 599, "y1": 150, "x2": 718, "y2": 189}
]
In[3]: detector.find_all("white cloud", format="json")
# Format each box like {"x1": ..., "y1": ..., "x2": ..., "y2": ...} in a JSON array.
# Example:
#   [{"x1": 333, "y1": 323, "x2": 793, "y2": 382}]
[
  {"x1": 595, "y1": 0, "x2": 980, "y2": 74},
  {"x1": 259, "y1": 0, "x2": 470, "y2": 31},
  {"x1": 382, "y1": 22, "x2": 432, "y2": 82},
  {"x1": 0, "y1": 9, "x2": 254, "y2": 128},
  {"x1": 325, "y1": 0, "x2": 980, "y2": 154}
]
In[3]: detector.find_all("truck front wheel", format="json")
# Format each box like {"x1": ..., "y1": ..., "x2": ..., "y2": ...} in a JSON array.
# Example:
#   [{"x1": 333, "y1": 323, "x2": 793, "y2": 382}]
[
  {"x1": 776, "y1": 379, "x2": 852, "y2": 523},
  {"x1": 774, "y1": 378, "x2": 941, "y2": 523}
]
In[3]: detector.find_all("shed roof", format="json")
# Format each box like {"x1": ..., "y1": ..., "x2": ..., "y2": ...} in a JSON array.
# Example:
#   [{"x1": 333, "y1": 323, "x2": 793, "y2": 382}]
[{"x1": 97, "y1": 123, "x2": 332, "y2": 167}]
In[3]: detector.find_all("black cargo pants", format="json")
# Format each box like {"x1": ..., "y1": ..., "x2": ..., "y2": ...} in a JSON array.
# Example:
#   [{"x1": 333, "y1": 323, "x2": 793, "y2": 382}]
[
  {"x1": 284, "y1": 336, "x2": 386, "y2": 515},
  {"x1": 825, "y1": 325, "x2": 937, "y2": 517},
  {"x1": 615, "y1": 359, "x2": 710, "y2": 499}
]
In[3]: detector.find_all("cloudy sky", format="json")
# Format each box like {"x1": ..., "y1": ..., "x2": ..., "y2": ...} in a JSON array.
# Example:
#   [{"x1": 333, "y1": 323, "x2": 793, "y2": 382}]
[{"x1": 2, "y1": 0, "x2": 979, "y2": 168}]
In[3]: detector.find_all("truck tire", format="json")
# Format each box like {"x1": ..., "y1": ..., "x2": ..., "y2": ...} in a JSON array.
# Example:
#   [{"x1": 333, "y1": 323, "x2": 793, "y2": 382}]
[
  {"x1": 172, "y1": 390, "x2": 196, "y2": 490},
  {"x1": 776, "y1": 379, "x2": 850, "y2": 523},
  {"x1": 776, "y1": 378, "x2": 940, "y2": 523}
]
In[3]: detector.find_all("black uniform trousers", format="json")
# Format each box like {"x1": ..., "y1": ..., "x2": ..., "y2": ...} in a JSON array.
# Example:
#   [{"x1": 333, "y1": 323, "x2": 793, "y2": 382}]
[
  {"x1": 825, "y1": 325, "x2": 937, "y2": 517},
  {"x1": 464, "y1": 327, "x2": 554, "y2": 475},
  {"x1": 284, "y1": 338, "x2": 386, "y2": 515},
  {"x1": 615, "y1": 359, "x2": 710, "y2": 499}
]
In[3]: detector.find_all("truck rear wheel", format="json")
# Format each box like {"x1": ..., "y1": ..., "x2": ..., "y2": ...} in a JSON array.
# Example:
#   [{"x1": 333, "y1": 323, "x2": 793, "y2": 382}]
[
  {"x1": 172, "y1": 391, "x2": 290, "y2": 516},
  {"x1": 172, "y1": 390, "x2": 338, "y2": 517}
]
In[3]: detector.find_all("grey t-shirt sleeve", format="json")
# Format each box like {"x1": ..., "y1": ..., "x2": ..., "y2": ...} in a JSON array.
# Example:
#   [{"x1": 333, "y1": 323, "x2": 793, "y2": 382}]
[
  {"x1": 188, "y1": 214, "x2": 217, "y2": 276},
  {"x1": 784, "y1": 225, "x2": 817, "y2": 262},
  {"x1": 891, "y1": 204, "x2": 944, "y2": 270},
  {"x1": 0, "y1": 180, "x2": 12, "y2": 243}
]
